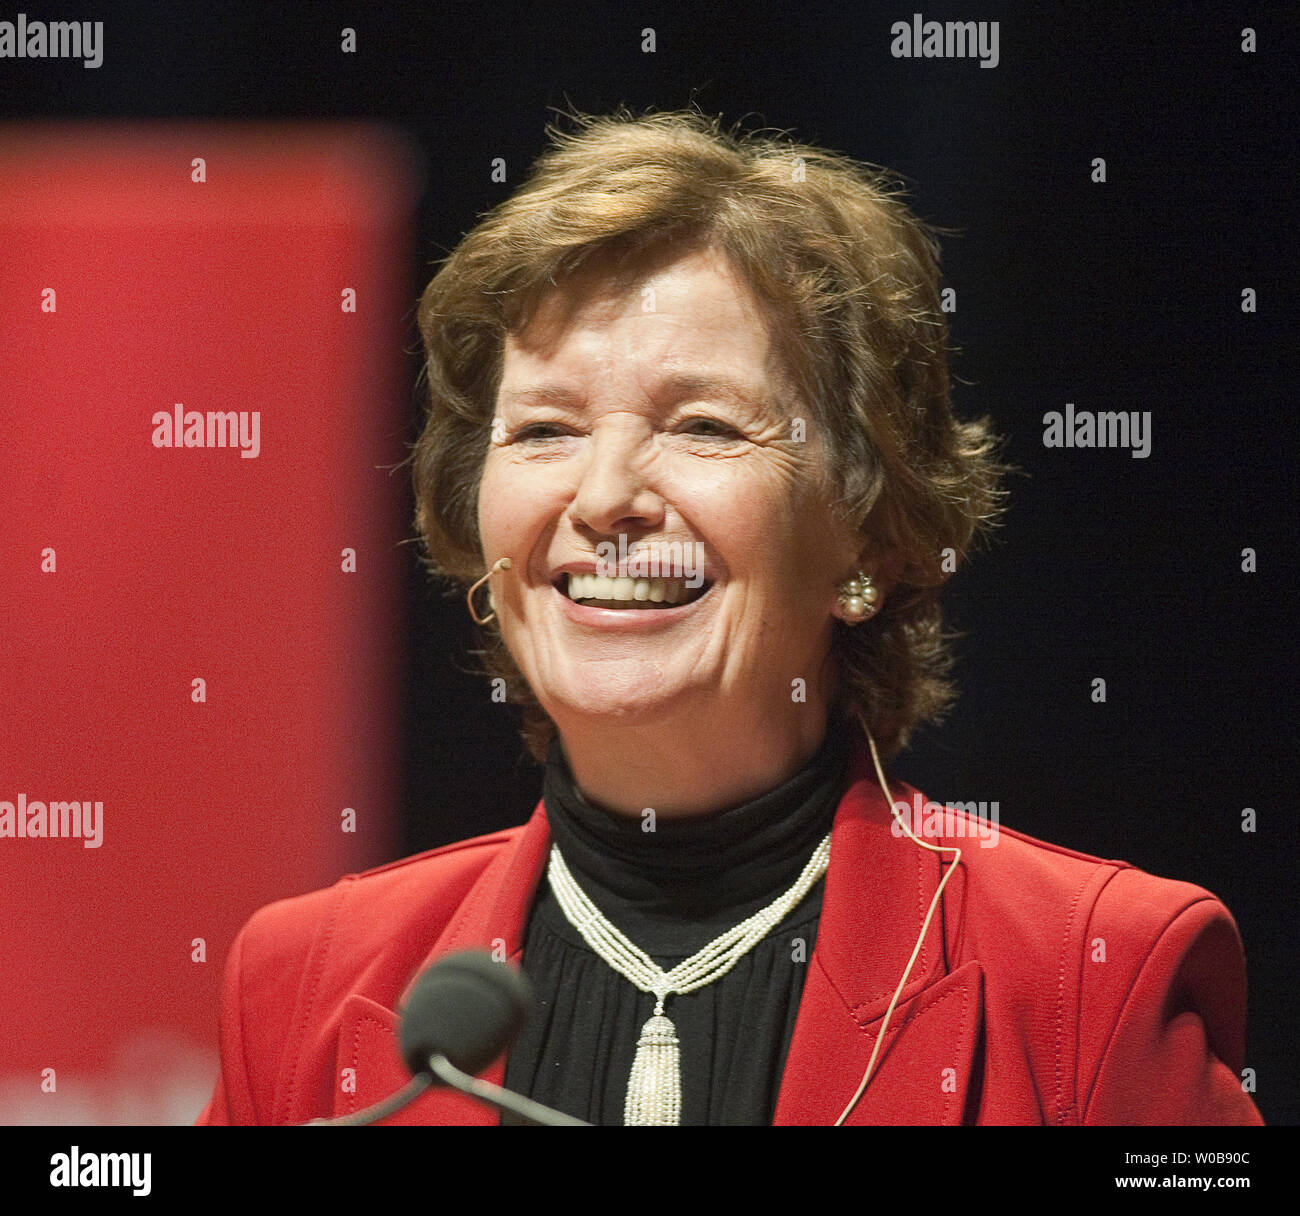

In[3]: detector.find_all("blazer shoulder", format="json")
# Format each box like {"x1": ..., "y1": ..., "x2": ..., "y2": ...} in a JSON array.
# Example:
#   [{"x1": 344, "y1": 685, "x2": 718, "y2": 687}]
[
  {"x1": 937, "y1": 810, "x2": 1254, "y2": 1123},
  {"x1": 947, "y1": 812, "x2": 1244, "y2": 996},
  {"x1": 952, "y1": 812, "x2": 1230, "y2": 938},
  {"x1": 221, "y1": 823, "x2": 527, "y2": 1036},
  {"x1": 235, "y1": 823, "x2": 526, "y2": 956}
]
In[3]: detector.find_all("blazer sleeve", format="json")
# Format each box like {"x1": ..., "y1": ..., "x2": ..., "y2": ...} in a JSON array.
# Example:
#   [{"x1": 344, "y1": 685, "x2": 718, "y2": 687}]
[
  {"x1": 195, "y1": 890, "x2": 333, "y2": 1126},
  {"x1": 1076, "y1": 867, "x2": 1263, "y2": 1125}
]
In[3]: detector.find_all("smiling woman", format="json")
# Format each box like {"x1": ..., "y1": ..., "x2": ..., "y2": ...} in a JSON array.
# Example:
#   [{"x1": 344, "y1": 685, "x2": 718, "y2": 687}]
[
  {"x1": 414, "y1": 112, "x2": 1010, "y2": 793},
  {"x1": 197, "y1": 107, "x2": 1263, "y2": 1127}
]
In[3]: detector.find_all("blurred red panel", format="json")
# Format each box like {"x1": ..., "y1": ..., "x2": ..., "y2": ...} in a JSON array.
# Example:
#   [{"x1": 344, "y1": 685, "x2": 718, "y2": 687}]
[{"x1": 0, "y1": 122, "x2": 416, "y2": 1123}]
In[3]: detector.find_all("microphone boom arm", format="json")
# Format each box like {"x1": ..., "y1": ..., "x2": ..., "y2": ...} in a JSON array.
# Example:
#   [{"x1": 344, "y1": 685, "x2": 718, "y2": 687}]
[{"x1": 428, "y1": 1054, "x2": 591, "y2": 1126}]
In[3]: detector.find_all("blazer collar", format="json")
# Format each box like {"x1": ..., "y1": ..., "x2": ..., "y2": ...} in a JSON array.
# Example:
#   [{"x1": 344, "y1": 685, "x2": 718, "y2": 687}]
[{"x1": 333, "y1": 731, "x2": 982, "y2": 1125}]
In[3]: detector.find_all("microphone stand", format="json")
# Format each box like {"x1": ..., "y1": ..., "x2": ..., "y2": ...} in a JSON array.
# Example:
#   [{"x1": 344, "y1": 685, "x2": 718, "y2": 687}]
[
  {"x1": 306, "y1": 1057, "x2": 590, "y2": 1126},
  {"x1": 427, "y1": 1055, "x2": 591, "y2": 1126}
]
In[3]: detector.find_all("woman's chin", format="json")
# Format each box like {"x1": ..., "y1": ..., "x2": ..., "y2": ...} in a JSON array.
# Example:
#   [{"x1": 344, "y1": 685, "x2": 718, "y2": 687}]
[{"x1": 539, "y1": 669, "x2": 701, "y2": 725}]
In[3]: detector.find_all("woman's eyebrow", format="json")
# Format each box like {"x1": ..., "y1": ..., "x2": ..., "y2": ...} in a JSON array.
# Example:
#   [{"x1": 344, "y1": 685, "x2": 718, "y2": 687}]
[
  {"x1": 499, "y1": 373, "x2": 771, "y2": 412},
  {"x1": 656, "y1": 372, "x2": 770, "y2": 411},
  {"x1": 498, "y1": 385, "x2": 583, "y2": 409}
]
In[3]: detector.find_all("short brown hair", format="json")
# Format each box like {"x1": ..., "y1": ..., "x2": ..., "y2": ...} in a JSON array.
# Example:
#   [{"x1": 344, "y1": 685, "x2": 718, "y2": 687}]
[{"x1": 413, "y1": 106, "x2": 1011, "y2": 762}]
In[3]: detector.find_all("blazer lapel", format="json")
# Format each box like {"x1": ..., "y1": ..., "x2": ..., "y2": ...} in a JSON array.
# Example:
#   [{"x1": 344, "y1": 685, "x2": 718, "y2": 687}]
[
  {"x1": 774, "y1": 738, "x2": 984, "y2": 1125},
  {"x1": 331, "y1": 804, "x2": 554, "y2": 1125},
  {"x1": 773, "y1": 957, "x2": 984, "y2": 1125},
  {"x1": 331, "y1": 993, "x2": 494, "y2": 1125}
]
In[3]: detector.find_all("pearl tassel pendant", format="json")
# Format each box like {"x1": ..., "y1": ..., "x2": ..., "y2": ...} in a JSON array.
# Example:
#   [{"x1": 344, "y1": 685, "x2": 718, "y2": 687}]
[
  {"x1": 547, "y1": 833, "x2": 831, "y2": 1128},
  {"x1": 624, "y1": 991, "x2": 681, "y2": 1125}
]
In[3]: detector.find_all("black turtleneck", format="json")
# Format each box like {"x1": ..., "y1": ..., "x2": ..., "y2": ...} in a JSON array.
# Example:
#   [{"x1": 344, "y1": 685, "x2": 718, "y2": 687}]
[{"x1": 501, "y1": 716, "x2": 852, "y2": 1125}]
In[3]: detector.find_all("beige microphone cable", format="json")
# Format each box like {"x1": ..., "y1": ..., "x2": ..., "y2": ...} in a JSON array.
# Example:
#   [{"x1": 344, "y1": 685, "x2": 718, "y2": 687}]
[{"x1": 833, "y1": 724, "x2": 964, "y2": 1125}]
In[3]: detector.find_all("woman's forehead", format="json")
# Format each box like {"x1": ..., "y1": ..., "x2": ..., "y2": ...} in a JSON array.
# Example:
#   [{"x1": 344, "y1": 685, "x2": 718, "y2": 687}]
[
  {"x1": 515, "y1": 244, "x2": 767, "y2": 338},
  {"x1": 502, "y1": 249, "x2": 781, "y2": 383}
]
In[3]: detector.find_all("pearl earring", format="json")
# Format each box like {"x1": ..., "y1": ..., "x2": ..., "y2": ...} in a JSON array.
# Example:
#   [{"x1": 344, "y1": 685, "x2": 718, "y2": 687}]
[{"x1": 837, "y1": 571, "x2": 880, "y2": 625}]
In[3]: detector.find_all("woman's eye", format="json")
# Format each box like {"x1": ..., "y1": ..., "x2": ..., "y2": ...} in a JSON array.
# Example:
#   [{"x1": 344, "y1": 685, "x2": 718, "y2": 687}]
[
  {"x1": 505, "y1": 418, "x2": 742, "y2": 443},
  {"x1": 513, "y1": 423, "x2": 567, "y2": 441},
  {"x1": 679, "y1": 417, "x2": 741, "y2": 439}
]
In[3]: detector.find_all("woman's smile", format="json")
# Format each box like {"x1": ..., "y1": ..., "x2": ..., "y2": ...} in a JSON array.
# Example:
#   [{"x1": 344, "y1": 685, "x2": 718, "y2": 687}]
[{"x1": 550, "y1": 572, "x2": 719, "y2": 630}]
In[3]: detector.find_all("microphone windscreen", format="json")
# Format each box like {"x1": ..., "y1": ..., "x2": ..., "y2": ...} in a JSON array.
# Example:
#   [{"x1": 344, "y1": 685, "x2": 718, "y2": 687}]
[{"x1": 398, "y1": 950, "x2": 532, "y2": 1079}]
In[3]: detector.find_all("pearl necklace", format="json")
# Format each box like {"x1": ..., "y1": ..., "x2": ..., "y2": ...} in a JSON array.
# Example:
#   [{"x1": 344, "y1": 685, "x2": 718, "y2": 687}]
[{"x1": 546, "y1": 831, "x2": 832, "y2": 1125}]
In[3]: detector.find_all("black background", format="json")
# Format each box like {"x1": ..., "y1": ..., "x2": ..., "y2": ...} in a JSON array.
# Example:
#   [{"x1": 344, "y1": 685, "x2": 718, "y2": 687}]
[{"x1": 4, "y1": 0, "x2": 1296, "y2": 1123}]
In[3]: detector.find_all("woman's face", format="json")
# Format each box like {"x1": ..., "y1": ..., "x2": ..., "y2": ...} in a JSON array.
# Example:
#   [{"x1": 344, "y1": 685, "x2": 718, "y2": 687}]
[{"x1": 477, "y1": 243, "x2": 863, "y2": 735}]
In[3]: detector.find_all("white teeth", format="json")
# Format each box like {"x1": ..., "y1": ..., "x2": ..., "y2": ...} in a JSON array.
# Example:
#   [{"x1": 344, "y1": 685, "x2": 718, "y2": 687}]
[{"x1": 563, "y1": 574, "x2": 702, "y2": 605}]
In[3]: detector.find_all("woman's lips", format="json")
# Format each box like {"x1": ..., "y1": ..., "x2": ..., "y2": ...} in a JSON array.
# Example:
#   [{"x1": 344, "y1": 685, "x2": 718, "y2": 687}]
[
  {"x1": 557, "y1": 572, "x2": 709, "y2": 607},
  {"x1": 551, "y1": 579, "x2": 715, "y2": 628}
]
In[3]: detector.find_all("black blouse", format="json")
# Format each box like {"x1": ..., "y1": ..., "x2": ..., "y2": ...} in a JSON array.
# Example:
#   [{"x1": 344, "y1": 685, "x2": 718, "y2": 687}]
[{"x1": 501, "y1": 716, "x2": 853, "y2": 1125}]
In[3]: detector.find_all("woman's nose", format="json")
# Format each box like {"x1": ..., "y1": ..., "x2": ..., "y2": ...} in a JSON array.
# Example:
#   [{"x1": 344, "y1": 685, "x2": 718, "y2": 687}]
[{"x1": 568, "y1": 421, "x2": 665, "y2": 536}]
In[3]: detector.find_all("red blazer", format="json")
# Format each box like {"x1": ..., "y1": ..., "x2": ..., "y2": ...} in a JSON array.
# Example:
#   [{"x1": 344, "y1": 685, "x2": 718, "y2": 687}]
[{"x1": 196, "y1": 736, "x2": 1263, "y2": 1126}]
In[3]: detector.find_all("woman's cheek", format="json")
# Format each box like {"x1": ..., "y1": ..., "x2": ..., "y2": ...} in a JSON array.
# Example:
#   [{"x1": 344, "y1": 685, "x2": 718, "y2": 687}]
[{"x1": 478, "y1": 458, "x2": 530, "y2": 541}]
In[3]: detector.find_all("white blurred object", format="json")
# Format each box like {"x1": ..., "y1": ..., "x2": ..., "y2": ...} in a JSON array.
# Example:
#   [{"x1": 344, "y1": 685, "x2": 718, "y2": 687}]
[{"x1": 0, "y1": 1030, "x2": 216, "y2": 1125}]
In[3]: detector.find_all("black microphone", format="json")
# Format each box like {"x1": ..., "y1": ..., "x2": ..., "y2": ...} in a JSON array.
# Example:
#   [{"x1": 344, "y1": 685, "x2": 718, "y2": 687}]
[
  {"x1": 307, "y1": 949, "x2": 590, "y2": 1126},
  {"x1": 399, "y1": 949, "x2": 530, "y2": 1077}
]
